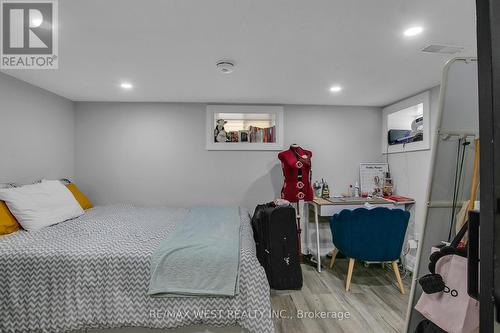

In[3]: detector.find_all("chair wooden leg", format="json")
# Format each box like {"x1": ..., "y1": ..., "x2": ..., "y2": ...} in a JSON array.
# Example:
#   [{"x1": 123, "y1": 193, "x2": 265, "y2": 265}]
[
  {"x1": 381, "y1": 262, "x2": 385, "y2": 269},
  {"x1": 329, "y1": 249, "x2": 339, "y2": 269},
  {"x1": 345, "y1": 258, "x2": 355, "y2": 291},
  {"x1": 392, "y1": 261, "x2": 405, "y2": 294}
]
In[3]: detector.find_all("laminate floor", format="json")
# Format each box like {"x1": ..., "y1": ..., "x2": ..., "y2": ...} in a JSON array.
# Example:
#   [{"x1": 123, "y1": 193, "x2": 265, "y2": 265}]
[{"x1": 271, "y1": 258, "x2": 411, "y2": 333}]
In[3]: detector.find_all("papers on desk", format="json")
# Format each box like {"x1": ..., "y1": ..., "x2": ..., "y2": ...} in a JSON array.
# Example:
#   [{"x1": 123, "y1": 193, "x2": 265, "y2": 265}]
[
  {"x1": 383, "y1": 196, "x2": 415, "y2": 205},
  {"x1": 384, "y1": 195, "x2": 413, "y2": 202},
  {"x1": 313, "y1": 197, "x2": 334, "y2": 205}
]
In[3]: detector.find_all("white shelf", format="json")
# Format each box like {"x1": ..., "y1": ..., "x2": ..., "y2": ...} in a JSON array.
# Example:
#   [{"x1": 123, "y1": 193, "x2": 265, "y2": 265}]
[{"x1": 206, "y1": 105, "x2": 284, "y2": 151}]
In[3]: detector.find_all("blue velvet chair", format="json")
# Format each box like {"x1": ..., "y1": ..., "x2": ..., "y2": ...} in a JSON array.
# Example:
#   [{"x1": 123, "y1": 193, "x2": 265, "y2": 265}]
[{"x1": 329, "y1": 207, "x2": 410, "y2": 293}]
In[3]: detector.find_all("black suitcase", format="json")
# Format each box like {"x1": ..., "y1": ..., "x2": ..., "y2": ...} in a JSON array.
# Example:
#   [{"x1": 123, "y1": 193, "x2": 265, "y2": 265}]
[{"x1": 251, "y1": 204, "x2": 303, "y2": 290}]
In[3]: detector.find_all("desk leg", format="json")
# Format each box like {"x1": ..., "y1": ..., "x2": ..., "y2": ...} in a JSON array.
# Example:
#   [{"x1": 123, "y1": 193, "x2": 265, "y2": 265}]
[{"x1": 314, "y1": 203, "x2": 321, "y2": 273}]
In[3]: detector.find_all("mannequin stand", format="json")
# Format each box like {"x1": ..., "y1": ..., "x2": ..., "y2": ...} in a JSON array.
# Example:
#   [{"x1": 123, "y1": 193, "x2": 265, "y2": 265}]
[
  {"x1": 295, "y1": 201, "x2": 321, "y2": 268},
  {"x1": 295, "y1": 201, "x2": 302, "y2": 258}
]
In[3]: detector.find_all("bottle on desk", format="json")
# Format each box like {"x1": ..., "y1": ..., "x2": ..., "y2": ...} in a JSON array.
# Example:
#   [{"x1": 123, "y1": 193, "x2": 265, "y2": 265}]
[
  {"x1": 354, "y1": 181, "x2": 360, "y2": 198},
  {"x1": 321, "y1": 181, "x2": 330, "y2": 199}
]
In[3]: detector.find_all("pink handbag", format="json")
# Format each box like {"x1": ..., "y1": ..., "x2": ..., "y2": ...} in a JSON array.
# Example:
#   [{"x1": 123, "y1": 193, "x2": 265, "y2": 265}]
[{"x1": 415, "y1": 247, "x2": 479, "y2": 333}]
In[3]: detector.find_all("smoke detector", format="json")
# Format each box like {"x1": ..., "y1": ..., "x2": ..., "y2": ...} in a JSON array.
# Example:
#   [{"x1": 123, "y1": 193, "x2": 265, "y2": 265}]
[
  {"x1": 421, "y1": 44, "x2": 464, "y2": 55},
  {"x1": 216, "y1": 61, "x2": 235, "y2": 74}
]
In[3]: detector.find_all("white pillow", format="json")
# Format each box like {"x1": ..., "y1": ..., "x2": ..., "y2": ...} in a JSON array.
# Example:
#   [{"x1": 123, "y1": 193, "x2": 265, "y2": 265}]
[{"x1": 0, "y1": 180, "x2": 84, "y2": 231}]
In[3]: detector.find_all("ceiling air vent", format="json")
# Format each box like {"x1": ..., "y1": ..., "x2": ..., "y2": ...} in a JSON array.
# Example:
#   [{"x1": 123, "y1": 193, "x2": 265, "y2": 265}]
[{"x1": 421, "y1": 44, "x2": 464, "y2": 54}]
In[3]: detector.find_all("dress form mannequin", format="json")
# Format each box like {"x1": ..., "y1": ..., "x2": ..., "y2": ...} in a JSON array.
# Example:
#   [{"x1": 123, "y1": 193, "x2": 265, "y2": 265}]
[
  {"x1": 278, "y1": 144, "x2": 314, "y2": 202},
  {"x1": 278, "y1": 144, "x2": 314, "y2": 258}
]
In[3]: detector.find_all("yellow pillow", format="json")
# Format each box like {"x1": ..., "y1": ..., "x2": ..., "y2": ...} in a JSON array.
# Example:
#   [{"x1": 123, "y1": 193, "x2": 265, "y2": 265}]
[
  {"x1": 0, "y1": 201, "x2": 20, "y2": 235},
  {"x1": 66, "y1": 183, "x2": 93, "y2": 210}
]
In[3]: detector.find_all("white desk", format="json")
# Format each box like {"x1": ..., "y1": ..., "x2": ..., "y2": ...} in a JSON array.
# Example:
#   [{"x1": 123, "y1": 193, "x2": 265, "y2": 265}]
[{"x1": 306, "y1": 197, "x2": 415, "y2": 272}]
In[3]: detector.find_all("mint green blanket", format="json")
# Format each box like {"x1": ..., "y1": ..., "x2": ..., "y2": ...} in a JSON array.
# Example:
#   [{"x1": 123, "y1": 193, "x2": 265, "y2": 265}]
[{"x1": 148, "y1": 206, "x2": 241, "y2": 297}]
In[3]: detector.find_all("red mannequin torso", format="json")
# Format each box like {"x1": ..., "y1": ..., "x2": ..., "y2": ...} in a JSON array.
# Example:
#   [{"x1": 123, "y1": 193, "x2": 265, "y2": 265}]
[{"x1": 278, "y1": 145, "x2": 314, "y2": 202}]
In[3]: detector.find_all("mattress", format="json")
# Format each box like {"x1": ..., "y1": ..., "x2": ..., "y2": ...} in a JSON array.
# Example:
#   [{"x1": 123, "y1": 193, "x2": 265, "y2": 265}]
[{"x1": 0, "y1": 205, "x2": 274, "y2": 333}]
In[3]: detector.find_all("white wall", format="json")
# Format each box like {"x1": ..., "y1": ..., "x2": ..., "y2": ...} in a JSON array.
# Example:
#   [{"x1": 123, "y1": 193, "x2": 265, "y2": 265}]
[
  {"x1": 385, "y1": 86, "x2": 440, "y2": 269},
  {"x1": 0, "y1": 71, "x2": 442, "y2": 259},
  {"x1": 74, "y1": 103, "x2": 382, "y2": 212},
  {"x1": 0, "y1": 73, "x2": 75, "y2": 184}
]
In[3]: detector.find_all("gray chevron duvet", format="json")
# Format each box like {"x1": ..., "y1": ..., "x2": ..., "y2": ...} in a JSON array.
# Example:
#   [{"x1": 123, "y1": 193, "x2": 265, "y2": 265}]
[{"x1": 0, "y1": 205, "x2": 274, "y2": 333}]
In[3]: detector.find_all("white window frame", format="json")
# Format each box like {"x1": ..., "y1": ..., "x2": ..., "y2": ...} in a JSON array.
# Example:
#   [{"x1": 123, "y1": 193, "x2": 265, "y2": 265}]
[
  {"x1": 382, "y1": 91, "x2": 430, "y2": 154},
  {"x1": 206, "y1": 105, "x2": 284, "y2": 151}
]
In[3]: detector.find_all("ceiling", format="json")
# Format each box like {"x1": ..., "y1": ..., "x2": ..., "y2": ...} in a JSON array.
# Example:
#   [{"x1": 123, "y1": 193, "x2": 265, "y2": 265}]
[{"x1": 1, "y1": 0, "x2": 477, "y2": 106}]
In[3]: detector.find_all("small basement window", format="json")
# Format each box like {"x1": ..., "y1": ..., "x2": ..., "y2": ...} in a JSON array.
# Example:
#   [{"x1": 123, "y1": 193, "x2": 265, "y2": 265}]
[
  {"x1": 206, "y1": 105, "x2": 284, "y2": 150},
  {"x1": 382, "y1": 91, "x2": 430, "y2": 154}
]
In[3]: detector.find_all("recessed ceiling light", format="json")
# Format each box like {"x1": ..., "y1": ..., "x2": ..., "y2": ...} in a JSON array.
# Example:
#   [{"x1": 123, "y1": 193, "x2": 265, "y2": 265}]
[
  {"x1": 120, "y1": 82, "x2": 133, "y2": 89},
  {"x1": 329, "y1": 85, "x2": 342, "y2": 93},
  {"x1": 404, "y1": 26, "x2": 423, "y2": 37}
]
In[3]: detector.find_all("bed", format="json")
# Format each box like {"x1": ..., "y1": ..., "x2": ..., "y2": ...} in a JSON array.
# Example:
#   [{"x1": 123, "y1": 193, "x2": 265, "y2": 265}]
[{"x1": 0, "y1": 205, "x2": 274, "y2": 333}]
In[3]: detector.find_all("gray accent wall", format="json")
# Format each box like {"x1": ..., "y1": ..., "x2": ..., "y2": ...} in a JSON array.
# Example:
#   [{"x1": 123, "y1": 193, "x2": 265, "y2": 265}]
[
  {"x1": 74, "y1": 102, "x2": 383, "y2": 211},
  {"x1": 0, "y1": 73, "x2": 75, "y2": 184}
]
